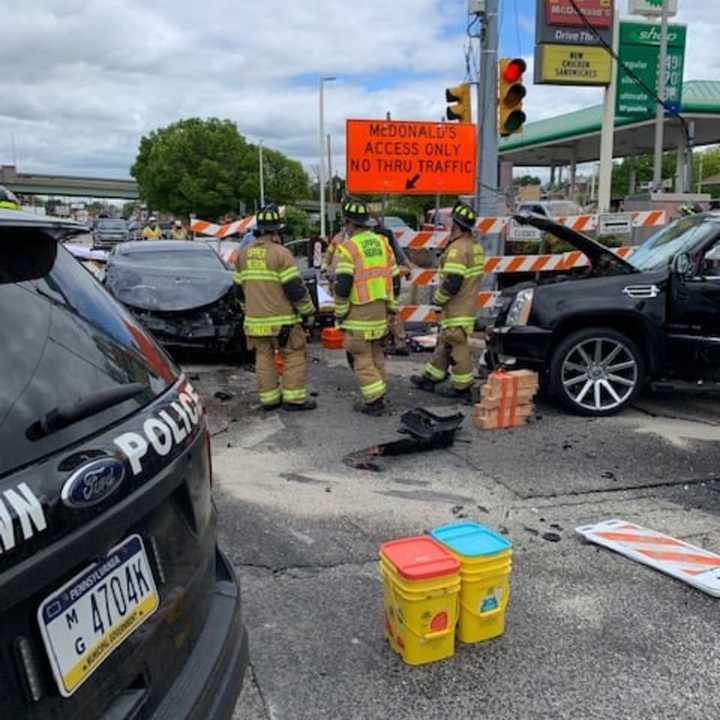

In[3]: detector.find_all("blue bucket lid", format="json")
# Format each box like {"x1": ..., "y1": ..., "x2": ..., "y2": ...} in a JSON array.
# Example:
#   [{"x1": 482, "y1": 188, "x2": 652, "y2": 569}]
[{"x1": 431, "y1": 522, "x2": 512, "y2": 557}]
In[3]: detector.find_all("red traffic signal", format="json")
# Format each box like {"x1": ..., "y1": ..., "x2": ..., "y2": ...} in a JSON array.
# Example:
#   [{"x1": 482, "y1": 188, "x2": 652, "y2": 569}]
[{"x1": 502, "y1": 58, "x2": 526, "y2": 84}]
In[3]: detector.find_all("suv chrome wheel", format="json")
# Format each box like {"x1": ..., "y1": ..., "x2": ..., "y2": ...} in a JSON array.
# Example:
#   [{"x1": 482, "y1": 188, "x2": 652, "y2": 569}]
[{"x1": 561, "y1": 337, "x2": 638, "y2": 412}]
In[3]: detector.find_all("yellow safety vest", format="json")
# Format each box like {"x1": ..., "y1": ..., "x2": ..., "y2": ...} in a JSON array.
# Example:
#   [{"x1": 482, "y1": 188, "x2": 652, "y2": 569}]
[{"x1": 335, "y1": 231, "x2": 394, "y2": 305}]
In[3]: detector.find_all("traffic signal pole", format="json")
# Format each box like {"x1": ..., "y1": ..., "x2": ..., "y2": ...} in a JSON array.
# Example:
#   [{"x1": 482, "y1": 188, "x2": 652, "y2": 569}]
[
  {"x1": 598, "y1": 8, "x2": 619, "y2": 213},
  {"x1": 474, "y1": 0, "x2": 500, "y2": 253}
]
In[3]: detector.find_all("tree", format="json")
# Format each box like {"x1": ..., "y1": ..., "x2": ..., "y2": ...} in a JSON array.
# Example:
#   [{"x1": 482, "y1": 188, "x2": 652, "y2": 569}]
[
  {"x1": 513, "y1": 175, "x2": 542, "y2": 186},
  {"x1": 131, "y1": 118, "x2": 309, "y2": 219}
]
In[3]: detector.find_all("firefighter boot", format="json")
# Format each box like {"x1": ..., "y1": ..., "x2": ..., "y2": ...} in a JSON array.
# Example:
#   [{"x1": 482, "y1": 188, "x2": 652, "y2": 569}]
[
  {"x1": 353, "y1": 396, "x2": 387, "y2": 416},
  {"x1": 282, "y1": 399, "x2": 317, "y2": 412},
  {"x1": 411, "y1": 375, "x2": 437, "y2": 393}
]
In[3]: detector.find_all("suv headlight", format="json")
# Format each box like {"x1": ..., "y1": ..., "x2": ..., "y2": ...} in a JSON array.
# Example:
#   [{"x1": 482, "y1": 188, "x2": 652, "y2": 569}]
[{"x1": 505, "y1": 288, "x2": 534, "y2": 326}]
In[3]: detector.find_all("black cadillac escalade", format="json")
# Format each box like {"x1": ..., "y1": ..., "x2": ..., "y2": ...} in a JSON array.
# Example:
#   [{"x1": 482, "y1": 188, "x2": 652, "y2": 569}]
[{"x1": 488, "y1": 212, "x2": 720, "y2": 416}]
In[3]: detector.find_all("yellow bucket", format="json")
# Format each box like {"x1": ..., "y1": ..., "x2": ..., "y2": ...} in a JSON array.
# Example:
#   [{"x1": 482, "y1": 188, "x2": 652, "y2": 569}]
[
  {"x1": 455, "y1": 555, "x2": 512, "y2": 643},
  {"x1": 379, "y1": 537, "x2": 461, "y2": 666},
  {"x1": 431, "y1": 522, "x2": 513, "y2": 644}
]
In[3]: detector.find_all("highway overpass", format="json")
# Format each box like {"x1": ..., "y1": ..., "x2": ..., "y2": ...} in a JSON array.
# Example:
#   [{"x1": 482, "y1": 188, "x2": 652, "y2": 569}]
[{"x1": 1, "y1": 165, "x2": 139, "y2": 199}]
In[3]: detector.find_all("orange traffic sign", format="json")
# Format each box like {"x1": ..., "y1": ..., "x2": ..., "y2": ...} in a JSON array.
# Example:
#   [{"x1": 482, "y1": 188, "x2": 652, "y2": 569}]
[{"x1": 346, "y1": 119, "x2": 477, "y2": 195}]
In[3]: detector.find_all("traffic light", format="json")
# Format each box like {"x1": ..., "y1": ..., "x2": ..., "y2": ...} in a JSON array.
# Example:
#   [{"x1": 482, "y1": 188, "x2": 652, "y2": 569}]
[
  {"x1": 498, "y1": 58, "x2": 527, "y2": 137},
  {"x1": 446, "y1": 83, "x2": 471, "y2": 123}
]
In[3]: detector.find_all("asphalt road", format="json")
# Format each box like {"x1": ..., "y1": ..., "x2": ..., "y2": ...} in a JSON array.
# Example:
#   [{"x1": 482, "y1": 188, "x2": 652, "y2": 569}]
[{"x1": 183, "y1": 344, "x2": 720, "y2": 720}]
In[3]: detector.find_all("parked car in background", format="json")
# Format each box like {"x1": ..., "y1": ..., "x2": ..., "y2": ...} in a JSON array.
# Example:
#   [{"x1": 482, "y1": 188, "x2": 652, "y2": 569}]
[
  {"x1": 93, "y1": 217, "x2": 130, "y2": 249},
  {"x1": 382, "y1": 215, "x2": 411, "y2": 231},
  {"x1": 105, "y1": 240, "x2": 245, "y2": 355},
  {"x1": 0, "y1": 209, "x2": 248, "y2": 719},
  {"x1": 488, "y1": 212, "x2": 720, "y2": 416}
]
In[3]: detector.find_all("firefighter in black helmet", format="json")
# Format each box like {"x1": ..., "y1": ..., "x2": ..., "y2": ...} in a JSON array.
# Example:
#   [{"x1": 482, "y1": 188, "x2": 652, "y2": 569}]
[{"x1": 411, "y1": 200, "x2": 484, "y2": 400}]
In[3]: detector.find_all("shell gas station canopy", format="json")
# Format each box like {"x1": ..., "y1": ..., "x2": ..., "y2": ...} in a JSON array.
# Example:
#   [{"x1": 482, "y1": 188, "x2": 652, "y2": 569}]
[{"x1": 498, "y1": 80, "x2": 720, "y2": 167}]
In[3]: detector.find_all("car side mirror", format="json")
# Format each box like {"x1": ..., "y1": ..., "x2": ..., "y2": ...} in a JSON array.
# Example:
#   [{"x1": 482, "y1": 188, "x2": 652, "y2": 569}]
[{"x1": 672, "y1": 253, "x2": 693, "y2": 277}]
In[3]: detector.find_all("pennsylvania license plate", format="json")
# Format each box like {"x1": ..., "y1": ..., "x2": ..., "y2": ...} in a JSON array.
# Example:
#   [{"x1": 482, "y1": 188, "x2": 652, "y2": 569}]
[{"x1": 38, "y1": 535, "x2": 159, "y2": 697}]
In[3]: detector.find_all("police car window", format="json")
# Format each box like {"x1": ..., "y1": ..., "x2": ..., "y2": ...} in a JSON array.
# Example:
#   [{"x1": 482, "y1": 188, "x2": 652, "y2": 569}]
[{"x1": 0, "y1": 231, "x2": 178, "y2": 476}]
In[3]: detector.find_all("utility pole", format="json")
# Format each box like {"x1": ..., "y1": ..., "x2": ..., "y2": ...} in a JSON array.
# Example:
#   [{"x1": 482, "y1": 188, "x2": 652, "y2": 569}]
[
  {"x1": 475, "y1": 0, "x2": 498, "y2": 215},
  {"x1": 327, "y1": 133, "x2": 333, "y2": 235},
  {"x1": 258, "y1": 140, "x2": 265, "y2": 208},
  {"x1": 319, "y1": 76, "x2": 336, "y2": 239},
  {"x1": 598, "y1": 7, "x2": 619, "y2": 212},
  {"x1": 472, "y1": 0, "x2": 499, "y2": 253},
  {"x1": 652, "y1": 0, "x2": 670, "y2": 192}
]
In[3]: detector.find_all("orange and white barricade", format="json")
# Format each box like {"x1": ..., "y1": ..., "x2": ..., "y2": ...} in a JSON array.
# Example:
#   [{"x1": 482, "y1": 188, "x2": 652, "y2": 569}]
[
  {"x1": 395, "y1": 211, "x2": 667, "y2": 250},
  {"x1": 191, "y1": 215, "x2": 256, "y2": 238},
  {"x1": 406, "y1": 247, "x2": 635, "y2": 285},
  {"x1": 576, "y1": 519, "x2": 720, "y2": 597},
  {"x1": 398, "y1": 292, "x2": 500, "y2": 322},
  {"x1": 191, "y1": 207, "x2": 287, "y2": 238}
]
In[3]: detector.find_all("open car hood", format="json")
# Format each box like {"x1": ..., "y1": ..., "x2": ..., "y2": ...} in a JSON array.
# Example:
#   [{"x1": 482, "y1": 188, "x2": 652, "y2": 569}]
[
  {"x1": 105, "y1": 261, "x2": 235, "y2": 312},
  {"x1": 514, "y1": 213, "x2": 637, "y2": 274}
]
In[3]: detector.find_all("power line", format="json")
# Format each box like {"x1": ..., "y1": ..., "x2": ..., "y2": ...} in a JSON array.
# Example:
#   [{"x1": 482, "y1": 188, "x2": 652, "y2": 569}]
[{"x1": 566, "y1": 0, "x2": 689, "y2": 142}]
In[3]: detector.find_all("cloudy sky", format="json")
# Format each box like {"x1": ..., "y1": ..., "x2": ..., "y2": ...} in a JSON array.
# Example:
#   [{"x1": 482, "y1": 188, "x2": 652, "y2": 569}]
[{"x1": 0, "y1": 0, "x2": 715, "y2": 180}]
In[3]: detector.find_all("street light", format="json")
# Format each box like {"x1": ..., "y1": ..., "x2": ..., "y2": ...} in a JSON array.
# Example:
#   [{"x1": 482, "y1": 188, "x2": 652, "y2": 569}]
[
  {"x1": 259, "y1": 140, "x2": 265, "y2": 208},
  {"x1": 319, "y1": 76, "x2": 336, "y2": 239}
]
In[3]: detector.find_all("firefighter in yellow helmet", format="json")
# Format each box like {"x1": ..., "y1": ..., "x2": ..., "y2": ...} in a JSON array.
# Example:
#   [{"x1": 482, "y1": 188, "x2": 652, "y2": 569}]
[
  {"x1": 234, "y1": 204, "x2": 317, "y2": 411},
  {"x1": 0, "y1": 185, "x2": 21, "y2": 210},
  {"x1": 411, "y1": 200, "x2": 484, "y2": 400},
  {"x1": 334, "y1": 198, "x2": 399, "y2": 416}
]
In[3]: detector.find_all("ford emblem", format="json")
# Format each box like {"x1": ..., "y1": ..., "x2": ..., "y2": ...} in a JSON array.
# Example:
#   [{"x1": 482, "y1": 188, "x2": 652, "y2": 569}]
[{"x1": 61, "y1": 458, "x2": 126, "y2": 509}]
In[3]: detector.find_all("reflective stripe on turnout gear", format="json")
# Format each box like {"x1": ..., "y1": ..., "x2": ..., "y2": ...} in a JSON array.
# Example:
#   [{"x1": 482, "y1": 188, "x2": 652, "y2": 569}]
[
  {"x1": 282, "y1": 387, "x2": 307, "y2": 403},
  {"x1": 439, "y1": 315, "x2": 475, "y2": 331},
  {"x1": 360, "y1": 379, "x2": 386, "y2": 401},
  {"x1": 244, "y1": 315, "x2": 300, "y2": 335},
  {"x1": 260, "y1": 387, "x2": 282, "y2": 405},
  {"x1": 424, "y1": 363, "x2": 446, "y2": 381},
  {"x1": 450, "y1": 370, "x2": 474, "y2": 388}
]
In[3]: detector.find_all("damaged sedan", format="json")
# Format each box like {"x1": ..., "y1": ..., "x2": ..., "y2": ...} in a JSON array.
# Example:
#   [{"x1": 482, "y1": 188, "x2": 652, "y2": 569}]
[{"x1": 105, "y1": 241, "x2": 244, "y2": 355}]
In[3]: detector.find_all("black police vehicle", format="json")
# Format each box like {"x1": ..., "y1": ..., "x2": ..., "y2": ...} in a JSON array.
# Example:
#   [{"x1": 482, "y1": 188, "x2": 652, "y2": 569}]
[
  {"x1": 488, "y1": 212, "x2": 720, "y2": 416},
  {"x1": 0, "y1": 209, "x2": 248, "y2": 718}
]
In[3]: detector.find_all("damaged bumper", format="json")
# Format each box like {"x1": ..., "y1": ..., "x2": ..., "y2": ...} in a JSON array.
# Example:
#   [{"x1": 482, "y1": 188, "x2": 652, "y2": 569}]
[{"x1": 131, "y1": 310, "x2": 243, "y2": 349}]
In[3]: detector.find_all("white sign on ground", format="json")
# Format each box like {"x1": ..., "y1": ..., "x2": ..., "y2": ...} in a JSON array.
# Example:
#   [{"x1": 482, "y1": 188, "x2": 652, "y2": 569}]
[{"x1": 576, "y1": 518, "x2": 720, "y2": 597}]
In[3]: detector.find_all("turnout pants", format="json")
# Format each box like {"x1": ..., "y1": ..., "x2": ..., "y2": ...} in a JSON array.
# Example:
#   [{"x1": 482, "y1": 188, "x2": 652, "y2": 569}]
[
  {"x1": 390, "y1": 314, "x2": 407, "y2": 348},
  {"x1": 344, "y1": 331, "x2": 387, "y2": 403},
  {"x1": 248, "y1": 325, "x2": 308, "y2": 406},
  {"x1": 423, "y1": 327, "x2": 474, "y2": 390}
]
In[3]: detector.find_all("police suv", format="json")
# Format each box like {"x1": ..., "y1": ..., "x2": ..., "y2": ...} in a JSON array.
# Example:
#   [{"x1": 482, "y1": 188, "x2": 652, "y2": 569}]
[{"x1": 0, "y1": 210, "x2": 248, "y2": 718}]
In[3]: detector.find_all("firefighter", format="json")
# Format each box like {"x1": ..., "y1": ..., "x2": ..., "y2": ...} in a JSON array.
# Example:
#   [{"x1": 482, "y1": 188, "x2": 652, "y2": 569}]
[
  {"x1": 372, "y1": 217, "x2": 411, "y2": 356},
  {"x1": 0, "y1": 185, "x2": 20, "y2": 210},
  {"x1": 334, "y1": 199, "x2": 399, "y2": 416},
  {"x1": 234, "y1": 204, "x2": 317, "y2": 411},
  {"x1": 411, "y1": 200, "x2": 484, "y2": 400},
  {"x1": 143, "y1": 216, "x2": 162, "y2": 240},
  {"x1": 170, "y1": 220, "x2": 188, "y2": 240}
]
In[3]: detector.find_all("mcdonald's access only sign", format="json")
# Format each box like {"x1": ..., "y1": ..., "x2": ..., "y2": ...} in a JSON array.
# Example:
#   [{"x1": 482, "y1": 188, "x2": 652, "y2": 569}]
[{"x1": 345, "y1": 119, "x2": 477, "y2": 195}]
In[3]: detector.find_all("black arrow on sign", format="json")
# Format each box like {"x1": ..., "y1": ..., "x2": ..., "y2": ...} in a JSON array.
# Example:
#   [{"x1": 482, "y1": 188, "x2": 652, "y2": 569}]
[{"x1": 405, "y1": 174, "x2": 421, "y2": 190}]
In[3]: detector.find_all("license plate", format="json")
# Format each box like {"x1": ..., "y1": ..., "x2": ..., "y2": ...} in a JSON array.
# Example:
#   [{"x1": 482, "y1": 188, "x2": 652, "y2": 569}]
[{"x1": 37, "y1": 535, "x2": 159, "y2": 697}]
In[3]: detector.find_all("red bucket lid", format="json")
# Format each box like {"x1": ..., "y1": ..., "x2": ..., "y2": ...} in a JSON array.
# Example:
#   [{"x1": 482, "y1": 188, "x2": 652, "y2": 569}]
[{"x1": 380, "y1": 536, "x2": 459, "y2": 581}]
